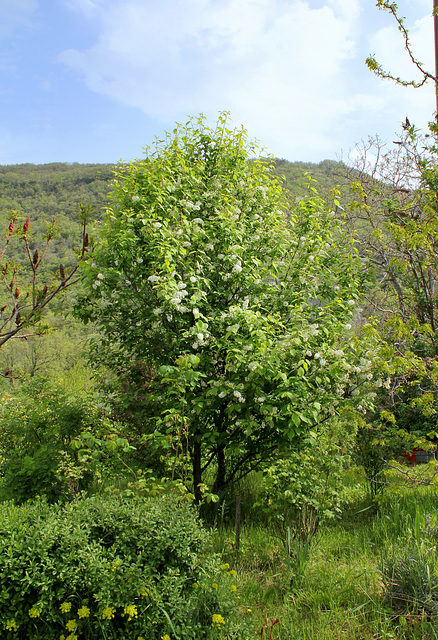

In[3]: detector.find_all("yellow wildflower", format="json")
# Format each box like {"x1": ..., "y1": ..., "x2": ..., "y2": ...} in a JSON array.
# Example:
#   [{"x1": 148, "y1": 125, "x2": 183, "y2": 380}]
[
  {"x1": 161, "y1": 635, "x2": 171, "y2": 640},
  {"x1": 60, "y1": 602, "x2": 72, "y2": 614},
  {"x1": 212, "y1": 614, "x2": 226, "y2": 626},
  {"x1": 66, "y1": 620, "x2": 77, "y2": 632},
  {"x1": 77, "y1": 605, "x2": 90, "y2": 618},
  {"x1": 5, "y1": 619, "x2": 18, "y2": 631},
  {"x1": 230, "y1": 584, "x2": 237, "y2": 592},
  {"x1": 102, "y1": 606, "x2": 116, "y2": 620},
  {"x1": 221, "y1": 563, "x2": 230, "y2": 570},
  {"x1": 28, "y1": 606, "x2": 40, "y2": 618},
  {"x1": 212, "y1": 582, "x2": 218, "y2": 590},
  {"x1": 123, "y1": 604, "x2": 138, "y2": 620},
  {"x1": 140, "y1": 586, "x2": 148, "y2": 596},
  {"x1": 228, "y1": 569, "x2": 237, "y2": 576}
]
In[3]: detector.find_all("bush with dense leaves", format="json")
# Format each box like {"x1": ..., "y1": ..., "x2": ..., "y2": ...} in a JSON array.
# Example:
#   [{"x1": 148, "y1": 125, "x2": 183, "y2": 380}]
[
  {"x1": 0, "y1": 493, "x2": 248, "y2": 639},
  {"x1": 0, "y1": 377, "x2": 131, "y2": 503}
]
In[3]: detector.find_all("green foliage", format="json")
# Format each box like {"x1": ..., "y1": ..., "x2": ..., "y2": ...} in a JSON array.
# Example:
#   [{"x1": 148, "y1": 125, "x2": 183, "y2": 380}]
[
  {"x1": 346, "y1": 124, "x2": 438, "y2": 486},
  {"x1": 0, "y1": 377, "x2": 131, "y2": 502},
  {"x1": 257, "y1": 417, "x2": 356, "y2": 574},
  {"x1": 0, "y1": 493, "x2": 250, "y2": 639},
  {"x1": 75, "y1": 114, "x2": 375, "y2": 502}
]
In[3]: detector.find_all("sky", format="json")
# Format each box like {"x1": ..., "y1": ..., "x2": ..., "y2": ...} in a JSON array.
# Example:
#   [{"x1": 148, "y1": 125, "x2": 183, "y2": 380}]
[{"x1": 0, "y1": 0, "x2": 436, "y2": 165}]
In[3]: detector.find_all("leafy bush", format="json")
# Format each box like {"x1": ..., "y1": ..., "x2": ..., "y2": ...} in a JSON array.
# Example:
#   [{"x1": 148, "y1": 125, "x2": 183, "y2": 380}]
[
  {"x1": 0, "y1": 493, "x2": 248, "y2": 639},
  {"x1": 258, "y1": 421, "x2": 351, "y2": 548},
  {"x1": 0, "y1": 377, "x2": 131, "y2": 503}
]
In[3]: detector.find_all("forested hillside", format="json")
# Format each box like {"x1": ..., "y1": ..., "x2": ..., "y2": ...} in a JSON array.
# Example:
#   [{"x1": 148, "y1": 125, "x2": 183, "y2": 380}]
[{"x1": 0, "y1": 158, "x2": 343, "y2": 225}]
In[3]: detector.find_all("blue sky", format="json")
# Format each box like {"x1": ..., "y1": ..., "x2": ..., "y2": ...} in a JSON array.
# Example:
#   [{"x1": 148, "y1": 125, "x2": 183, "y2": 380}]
[{"x1": 0, "y1": 0, "x2": 435, "y2": 165}]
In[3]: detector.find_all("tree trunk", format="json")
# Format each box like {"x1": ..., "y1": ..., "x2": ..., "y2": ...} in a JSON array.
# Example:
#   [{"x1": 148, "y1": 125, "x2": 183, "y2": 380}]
[
  {"x1": 213, "y1": 445, "x2": 226, "y2": 496},
  {"x1": 192, "y1": 439, "x2": 203, "y2": 504}
]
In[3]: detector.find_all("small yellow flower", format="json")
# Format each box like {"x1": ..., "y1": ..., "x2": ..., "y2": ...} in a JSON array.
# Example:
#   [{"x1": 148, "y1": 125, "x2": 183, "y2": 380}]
[
  {"x1": 29, "y1": 606, "x2": 41, "y2": 618},
  {"x1": 138, "y1": 637, "x2": 146, "y2": 640},
  {"x1": 77, "y1": 605, "x2": 90, "y2": 618},
  {"x1": 5, "y1": 619, "x2": 18, "y2": 631},
  {"x1": 102, "y1": 606, "x2": 116, "y2": 620},
  {"x1": 60, "y1": 635, "x2": 66, "y2": 640},
  {"x1": 60, "y1": 602, "x2": 72, "y2": 614},
  {"x1": 66, "y1": 635, "x2": 78, "y2": 640},
  {"x1": 212, "y1": 613, "x2": 225, "y2": 626},
  {"x1": 140, "y1": 586, "x2": 148, "y2": 596},
  {"x1": 123, "y1": 604, "x2": 138, "y2": 620},
  {"x1": 66, "y1": 620, "x2": 77, "y2": 632},
  {"x1": 212, "y1": 582, "x2": 218, "y2": 590},
  {"x1": 228, "y1": 569, "x2": 237, "y2": 576},
  {"x1": 230, "y1": 584, "x2": 237, "y2": 592},
  {"x1": 161, "y1": 635, "x2": 171, "y2": 640},
  {"x1": 221, "y1": 563, "x2": 230, "y2": 570},
  {"x1": 247, "y1": 608, "x2": 252, "y2": 612},
  {"x1": 111, "y1": 558, "x2": 120, "y2": 572}
]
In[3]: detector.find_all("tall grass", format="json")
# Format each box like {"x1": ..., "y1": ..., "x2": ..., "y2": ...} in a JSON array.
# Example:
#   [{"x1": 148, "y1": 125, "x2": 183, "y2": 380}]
[{"x1": 210, "y1": 465, "x2": 438, "y2": 639}]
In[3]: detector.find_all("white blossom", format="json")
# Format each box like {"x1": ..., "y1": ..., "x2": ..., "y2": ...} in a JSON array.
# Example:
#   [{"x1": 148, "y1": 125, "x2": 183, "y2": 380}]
[
  {"x1": 153, "y1": 308, "x2": 162, "y2": 315},
  {"x1": 190, "y1": 276, "x2": 197, "y2": 283},
  {"x1": 192, "y1": 217, "x2": 203, "y2": 225},
  {"x1": 131, "y1": 195, "x2": 140, "y2": 202},
  {"x1": 148, "y1": 275, "x2": 161, "y2": 283},
  {"x1": 347, "y1": 299, "x2": 355, "y2": 306}
]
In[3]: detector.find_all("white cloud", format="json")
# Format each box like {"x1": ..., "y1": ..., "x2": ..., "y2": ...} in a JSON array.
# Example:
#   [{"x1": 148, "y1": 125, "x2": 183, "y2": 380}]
[
  {"x1": 57, "y1": 0, "x2": 436, "y2": 160},
  {"x1": 59, "y1": 0, "x2": 365, "y2": 158}
]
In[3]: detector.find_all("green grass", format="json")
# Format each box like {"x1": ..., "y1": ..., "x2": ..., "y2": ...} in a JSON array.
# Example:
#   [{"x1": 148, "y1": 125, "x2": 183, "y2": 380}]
[{"x1": 209, "y1": 465, "x2": 438, "y2": 639}]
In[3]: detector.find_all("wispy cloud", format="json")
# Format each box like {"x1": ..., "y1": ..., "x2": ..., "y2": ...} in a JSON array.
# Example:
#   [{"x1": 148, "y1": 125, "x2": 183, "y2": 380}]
[{"x1": 59, "y1": 0, "x2": 368, "y2": 159}]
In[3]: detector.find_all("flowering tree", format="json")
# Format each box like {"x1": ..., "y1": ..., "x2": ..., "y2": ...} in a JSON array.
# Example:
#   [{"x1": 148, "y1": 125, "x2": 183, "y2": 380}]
[{"x1": 76, "y1": 115, "x2": 375, "y2": 501}]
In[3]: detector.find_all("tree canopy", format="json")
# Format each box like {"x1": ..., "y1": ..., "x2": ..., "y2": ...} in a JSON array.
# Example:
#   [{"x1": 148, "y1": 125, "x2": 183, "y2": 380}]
[{"x1": 75, "y1": 115, "x2": 374, "y2": 500}]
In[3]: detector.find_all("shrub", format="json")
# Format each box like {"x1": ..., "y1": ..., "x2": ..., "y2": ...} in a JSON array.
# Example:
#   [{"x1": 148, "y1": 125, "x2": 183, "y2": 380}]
[
  {"x1": 0, "y1": 377, "x2": 131, "y2": 503},
  {"x1": 0, "y1": 493, "x2": 248, "y2": 639}
]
